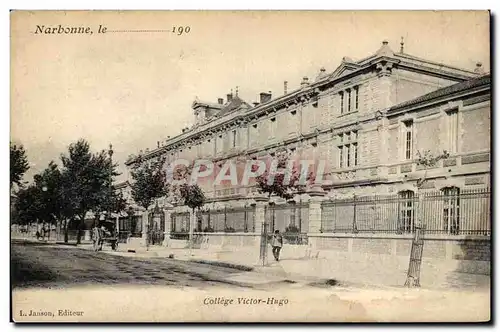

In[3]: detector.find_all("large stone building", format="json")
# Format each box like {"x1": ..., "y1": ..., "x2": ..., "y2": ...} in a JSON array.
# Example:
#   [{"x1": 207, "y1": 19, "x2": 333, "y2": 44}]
[{"x1": 120, "y1": 40, "x2": 490, "y2": 277}]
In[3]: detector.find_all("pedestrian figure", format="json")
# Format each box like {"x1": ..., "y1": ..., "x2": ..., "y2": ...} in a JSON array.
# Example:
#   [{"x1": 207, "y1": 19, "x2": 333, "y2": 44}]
[{"x1": 271, "y1": 230, "x2": 283, "y2": 261}]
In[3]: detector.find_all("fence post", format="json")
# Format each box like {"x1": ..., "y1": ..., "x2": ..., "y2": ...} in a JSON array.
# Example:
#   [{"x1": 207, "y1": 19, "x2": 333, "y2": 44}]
[
  {"x1": 352, "y1": 194, "x2": 358, "y2": 233},
  {"x1": 252, "y1": 196, "x2": 268, "y2": 265},
  {"x1": 162, "y1": 204, "x2": 173, "y2": 247}
]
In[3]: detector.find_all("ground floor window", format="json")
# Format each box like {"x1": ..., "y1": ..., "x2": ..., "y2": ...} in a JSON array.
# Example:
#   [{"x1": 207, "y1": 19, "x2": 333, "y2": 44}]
[{"x1": 399, "y1": 190, "x2": 415, "y2": 233}]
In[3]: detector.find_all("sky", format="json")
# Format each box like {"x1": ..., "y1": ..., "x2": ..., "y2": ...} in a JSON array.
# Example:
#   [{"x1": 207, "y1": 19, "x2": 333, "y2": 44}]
[{"x1": 10, "y1": 10, "x2": 490, "y2": 183}]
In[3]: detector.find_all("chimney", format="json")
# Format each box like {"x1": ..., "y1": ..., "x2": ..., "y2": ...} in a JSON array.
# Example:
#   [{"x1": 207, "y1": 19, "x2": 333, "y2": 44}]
[
  {"x1": 474, "y1": 62, "x2": 484, "y2": 74},
  {"x1": 301, "y1": 76, "x2": 309, "y2": 88},
  {"x1": 218, "y1": 98, "x2": 224, "y2": 105},
  {"x1": 284, "y1": 81, "x2": 288, "y2": 95},
  {"x1": 227, "y1": 93, "x2": 233, "y2": 103},
  {"x1": 260, "y1": 91, "x2": 272, "y2": 104},
  {"x1": 167, "y1": 136, "x2": 170, "y2": 139},
  {"x1": 157, "y1": 141, "x2": 160, "y2": 148},
  {"x1": 253, "y1": 102, "x2": 260, "y2": 107}
]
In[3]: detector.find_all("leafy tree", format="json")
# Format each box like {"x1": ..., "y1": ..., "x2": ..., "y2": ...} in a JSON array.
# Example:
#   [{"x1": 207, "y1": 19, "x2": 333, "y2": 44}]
[
  {"x1": 10, "y1": 142, "x2": 29, "y2": 188},
  {"x1": 416, "y1": 150, "x2": 450, "y2": 188},
  {"x1": 60, "y1": 139, "x2": 122, "y2": 243},
  {"x1": 177, "y1": 177, "x2": 206, "y2": 249},
  {"x1": 179, "y1": 183, "x2": 206, "y2": 212},
  {"x1": 255, "y1": 150, "x2": 312, "y2": 200},
  {"x1": 255, "y1": 151, "x2": 314, "y2": 235},
  {"x1": 130, "y1": 156, "x2": 170, "y2": 210},
  {"x1": 33, "y1": 161, "x2": 70, "y2": 240},
  {"x1": 86, "y1": 149, "x2": 126, "y2": 229},
  {"x1": 13, "y1": 185, "x2": 41, "y2": 226}
]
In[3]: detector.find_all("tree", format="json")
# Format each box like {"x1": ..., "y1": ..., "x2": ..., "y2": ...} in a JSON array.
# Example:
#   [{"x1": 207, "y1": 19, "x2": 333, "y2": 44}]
[
  {"x1": 10, "y1": 142, "x2": 29, "y2": 189},
  {"x1": 130, "y1": 155, "x2": 170, "y2": 248},
  {"x1": 86, "y1": 149, "x2": 126, "y2": 229},
  {"x1": 255, "y1": 150, "x2": 312, "y2": 200},
  {"x1": 60, "y1": 139, "x2": 122, "y2": 243},
  {"x1": 405, "y1": 149, "x2": 450, "y2": 288},
  {"x1": 171, "y1": 162, "x2": 206, "y2": 248},
  {"x1": 33, "y1": 161, "x2": 69, "y2": 240},
  {"x1": 130, "y1": 156, "x2": 170, "y2": 211},
  {"x1": 14, "y1": 185, "x2": 41, "y2": 226},
  {"x1": 13, "y1": 161, "x2": 68, "y2": 240}
]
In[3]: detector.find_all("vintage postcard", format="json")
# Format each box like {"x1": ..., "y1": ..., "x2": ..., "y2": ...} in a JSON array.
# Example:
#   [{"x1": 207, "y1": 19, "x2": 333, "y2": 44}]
[{"x1": 10, "y1": 10, "x2": 491, "y2": 323}]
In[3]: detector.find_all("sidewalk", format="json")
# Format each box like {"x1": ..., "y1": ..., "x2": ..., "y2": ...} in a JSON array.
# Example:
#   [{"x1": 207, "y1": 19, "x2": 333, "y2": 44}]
[
  {"x1": 107, "y1": 243, "x2": 490, "y2": 291},
  {"x1": 13, "y1": 236, "x2": 491, "y2": 291}
]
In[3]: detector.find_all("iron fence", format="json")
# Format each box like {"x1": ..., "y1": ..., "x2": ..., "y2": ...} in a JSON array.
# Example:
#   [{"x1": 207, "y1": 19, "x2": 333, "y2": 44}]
[
  {"x1": 265, "y1": 203, "x2": 309, "y2": 245},
  {"x1": 321, "y1": 187, "x2": 490, "y2": 235}
]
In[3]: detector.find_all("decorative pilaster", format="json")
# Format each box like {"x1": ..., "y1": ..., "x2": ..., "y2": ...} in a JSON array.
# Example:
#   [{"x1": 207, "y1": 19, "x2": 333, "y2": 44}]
[
  {"x1": 252, "y1": 195, "x2": 269, "y2": 235},
  {"x1": 162, "y1": 203, "x2": 173, "y2": 247},
  {"x1": 307, "y1": 185, "x2": 326, "y2": 234}
]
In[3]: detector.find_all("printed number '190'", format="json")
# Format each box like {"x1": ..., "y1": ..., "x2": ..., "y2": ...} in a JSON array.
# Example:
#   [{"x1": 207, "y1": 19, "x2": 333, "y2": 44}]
[{"x1": 173, "y1": 26, "x2": 191, "y2": 35}]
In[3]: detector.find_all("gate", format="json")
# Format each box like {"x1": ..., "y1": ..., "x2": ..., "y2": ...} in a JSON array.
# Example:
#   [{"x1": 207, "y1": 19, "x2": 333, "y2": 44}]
[{"x1": 148, "y1": 209, "x2": 165, "y2": 245}]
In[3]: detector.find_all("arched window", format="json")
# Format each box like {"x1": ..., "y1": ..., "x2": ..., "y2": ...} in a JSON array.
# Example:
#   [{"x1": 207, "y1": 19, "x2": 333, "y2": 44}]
[
  {"x1": 442, "y1": 186, "x2": 460, "y2": 235},
  {"x1": 398, "y1": 190, "x2": 415, "y2": 233}
]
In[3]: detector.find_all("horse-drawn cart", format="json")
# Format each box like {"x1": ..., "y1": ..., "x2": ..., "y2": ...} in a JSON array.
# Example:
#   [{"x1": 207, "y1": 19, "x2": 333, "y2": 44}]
[{"x1": 92, "y1": 220, "x2": 118, "y2": 252}]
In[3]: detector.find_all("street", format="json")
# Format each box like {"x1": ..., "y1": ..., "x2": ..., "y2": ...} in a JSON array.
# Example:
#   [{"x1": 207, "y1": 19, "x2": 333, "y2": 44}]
[
  {"x1": 11, "y1": 240, "x2": 250, "y2": 289},
  {"x1": 10, "y1": 239, "x2": 491, "y2": 322}
]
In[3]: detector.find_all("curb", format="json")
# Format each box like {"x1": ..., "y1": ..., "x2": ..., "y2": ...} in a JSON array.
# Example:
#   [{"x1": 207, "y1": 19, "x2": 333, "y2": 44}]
[{"x1": 189, "y1": 259, "x2": 254, "y2": 272}]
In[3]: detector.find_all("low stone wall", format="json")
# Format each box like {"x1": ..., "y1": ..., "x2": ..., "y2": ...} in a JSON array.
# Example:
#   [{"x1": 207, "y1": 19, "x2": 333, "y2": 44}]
[
  {"x1": 303, "y1": 234, "x2": 490, "y2": 286},
  {"x1": 163, "y1": 232, "x2": 261, "y2": 250}
]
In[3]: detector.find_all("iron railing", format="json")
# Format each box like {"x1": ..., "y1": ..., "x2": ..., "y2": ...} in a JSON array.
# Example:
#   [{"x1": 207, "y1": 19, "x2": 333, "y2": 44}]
[{"x1": 321, "y1": 188, "x2": 490, "y2": 235}]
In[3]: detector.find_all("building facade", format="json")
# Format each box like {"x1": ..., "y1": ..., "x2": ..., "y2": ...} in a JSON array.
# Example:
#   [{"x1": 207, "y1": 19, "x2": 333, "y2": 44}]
[{"x1": 121, "y1": 40, "x2": 490, "y2": 268}]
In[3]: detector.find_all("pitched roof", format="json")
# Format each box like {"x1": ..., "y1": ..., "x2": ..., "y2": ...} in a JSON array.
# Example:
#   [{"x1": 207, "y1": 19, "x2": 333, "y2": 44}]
[
  {"x1": 388, "y1": 74, "x2": 490, "y2": 113},
  {"x1": 217, "y1": 95, "x2": 252, "y2": 117}
]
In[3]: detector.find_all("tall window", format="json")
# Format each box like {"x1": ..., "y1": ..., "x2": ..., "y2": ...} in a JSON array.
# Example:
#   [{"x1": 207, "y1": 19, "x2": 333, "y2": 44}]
[
  {"x1": 353, "y1": 142, "x2": 358, "y2": 166},
  {"x1": 443, "y1": 187, "x2": 460, "y2": 235},
  {"x1": 339, "y1": 92, "x2": 344, "y2": 115},
  {"x1": 270, "y1": 117, "x2": 277, "y2": 137},
  {"x1": 447, "y1": 109, "x2": 459, "y2": 153},
  {"x1": 346, "y1": 144, "x2": 351, "y2": 167},
  {"x1": 216, "y1": 134, "x2": 223, "y2": 154},
  {"x1": 338, "y1": 146, "x2": 343, "y2": 168},
  {"x1": 398, "y1": 191, "x2": 415, "y2": 233},
  {"x1": 354, "y1": 86, "x2": 359, "y2": 111},
  {"x1": 232, "y1": 130, "x2": 237, "y2": 148},
  {"x1": 347, "y1": 89, "x2": 352, "y2": 112},
  {"x1": 338, "y1": 130, "x2": 358, "y2": 168},
  {"x1": 403, "y1": 120, "x2": 413, "y2": 160}
]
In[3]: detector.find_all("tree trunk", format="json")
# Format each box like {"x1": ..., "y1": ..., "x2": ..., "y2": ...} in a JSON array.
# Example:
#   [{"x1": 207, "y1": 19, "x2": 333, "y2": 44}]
[
  {"x1": 64, "y1": 219, "x2": 69, "y2": 243},
  {"x1": 76, "y1": 213, "x2": 86, "y2": 244},
  {"x1": 189, "y1": 208, "x2": 195, "y2": 250}
]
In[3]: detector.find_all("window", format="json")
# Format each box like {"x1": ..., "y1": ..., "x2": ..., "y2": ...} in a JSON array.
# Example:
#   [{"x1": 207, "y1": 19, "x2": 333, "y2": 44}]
[
  {"x1": 347, "y1": 89, "x2": 352, "y2": 112},
  {"x1": 346, "y1": 144, "x2": 351, "y2": 167},
  {"x1": 398, "y1": 191, "x2": 415, "y2": 234},
  {"x1": 447, "y1": 109, "x2": 459, "y2": 153},
  {"x1": 340, "y1": 92, "x2": 344, "y2": 115},
  {"x1": 353, "y1": 143, "x2": 358, "y2": 166},
  {"x1": 270, "y1": 117, "x2": 277, "y2": 137},
  {"x1": 442, "y1": 187, "x2": 460, "y2": 235},
  {"x1": 232, "y1": 130, "x2": 237, "y2": 148},
  {"x1": 338, "y1": 130, "x2": 359, "y2": 168},
  {"x1": 338, "y1": 146, "x2": 343, "y2": 168},
  {"x1": 403, "y1": 120, "x2": 413, "y2": 160},
  {"x1": 354, "y1": 86, "x2": 359, "y2": 110},
  {"x1": 216, "y1": 135, "x2": 223, "y2": 154}
]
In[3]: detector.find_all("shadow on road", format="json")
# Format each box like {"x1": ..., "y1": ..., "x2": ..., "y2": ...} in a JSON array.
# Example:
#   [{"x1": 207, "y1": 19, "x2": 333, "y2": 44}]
[{"x1": 11, "y1": 241, "x2": 252, "y2": 290}]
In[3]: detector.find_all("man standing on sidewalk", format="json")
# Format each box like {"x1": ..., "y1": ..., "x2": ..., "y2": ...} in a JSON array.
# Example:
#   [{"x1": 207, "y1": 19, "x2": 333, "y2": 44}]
[{"x1": 271, "y1": 230, "x2": 283, "y2": 261}]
